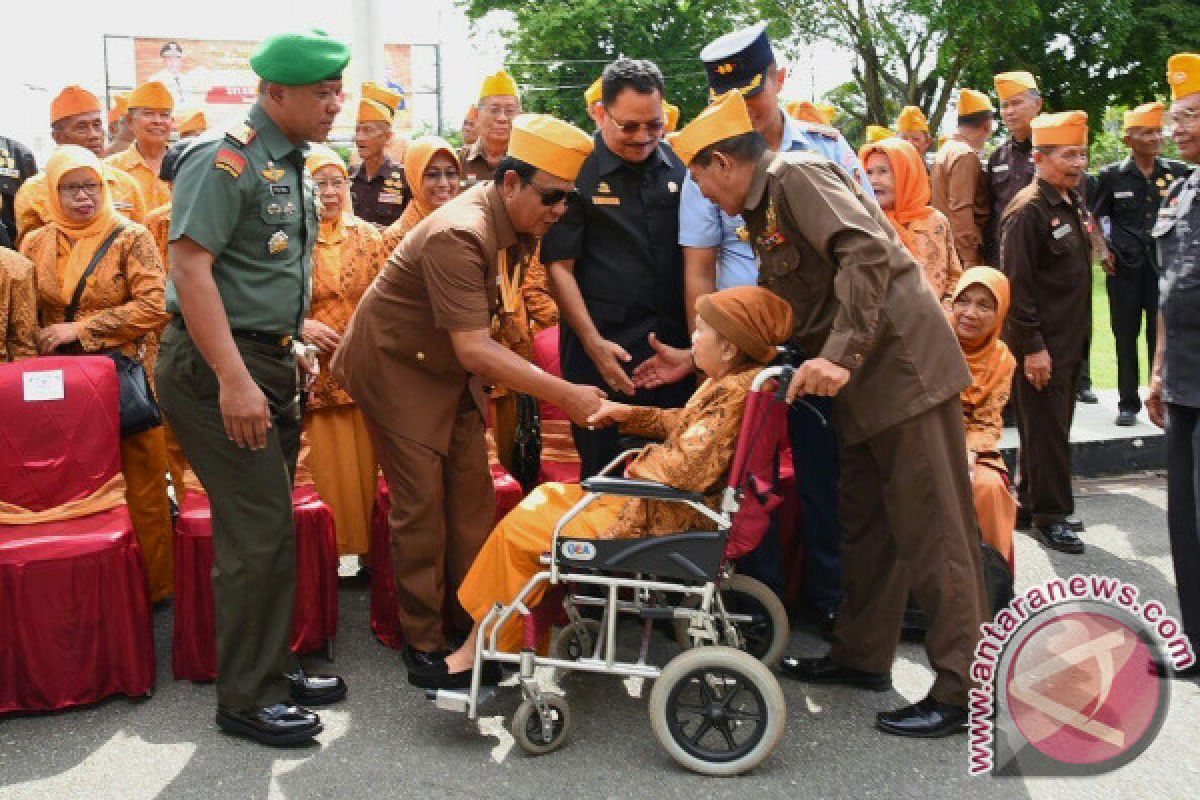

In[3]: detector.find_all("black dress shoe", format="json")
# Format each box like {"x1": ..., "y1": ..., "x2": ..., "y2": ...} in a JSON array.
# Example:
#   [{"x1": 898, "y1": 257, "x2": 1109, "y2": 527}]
[
  {"x1": 216, "y1": 703, "x2": 322, "y2": 746},
  {"x1": 1065, "y1": 515, "x2": 1085, "y2": 532},
  {"x1": 1078, "y1": 387, "x2": 1099, "y2": 404},
  {"x1": 288, "y1": 670, "x2": 347, "y2": 706},
  {"x1": 402, "y1": 645, "x2": 450, "y2": 670},
  {"x1": 876, "y1": 697, "x2": 967, "y2": 738},
  {"x1": 1036, "y1": 522, "x2": 1085, "y2": 554},
  {"x1": 779, "y1": 655, "x2": 891, "y2": 691},
  {"x1": 407, "y1": 659, "x2": 502, "y2": 690},
  {"x1": 1115, "y1": 411, "x2": 1137, "y2": 427}
]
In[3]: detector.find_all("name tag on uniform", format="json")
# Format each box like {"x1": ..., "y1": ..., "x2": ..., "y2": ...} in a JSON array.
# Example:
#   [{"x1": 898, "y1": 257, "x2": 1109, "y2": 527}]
[
  {"x1": 1114, "y1": 191, "x2": 1135, "y2": 199},
  {"x1": 992, "y1": 164, "x2": 1009, "y2": 173},
  {"x1": 113, "y1": 200, "x2": 133, "y2": 211},
  {"x1": 0, "y1": 167, "x2": 17, "y2": 178},
  {"x1": 378, "y1": 192, "x2": 404, "y2": 204},
  {"x1": 593, "y1": 197, "x2": 621, "y2": 206},
  {"x1": 1052, "y1": 224, "x2": 1073, "y2": 240},
  {"x1": 270, "y1": 185, "x2": 291, "y2": 195}
]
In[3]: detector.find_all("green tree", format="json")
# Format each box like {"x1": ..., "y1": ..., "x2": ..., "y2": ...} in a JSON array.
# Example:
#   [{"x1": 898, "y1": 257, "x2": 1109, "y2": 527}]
[{"x1": 461, "y1": 0, "x2": 759, "y2": 129}]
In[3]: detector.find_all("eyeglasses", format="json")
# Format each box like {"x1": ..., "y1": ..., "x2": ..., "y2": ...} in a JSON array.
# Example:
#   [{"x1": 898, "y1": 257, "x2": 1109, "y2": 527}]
[
  {"x1": 422, "y1": 168, "x2": 460, "y2": 184},
  {"x1": 1167, "y1": 108, "x2": 1200, "y2": 129},
  {"x1": 58, "y1": 182, "x2": 103, "y2": 197},
  {"x1": 481, "y1": 103, "x2": 520, "y2": 118},
  {"x1": 528, "y1": 181, "x2": 577, "y2": 206},
  {"x1": 605, "y1": 111, "x2": 666, "y2": 135},
  {"x1": 314, "y1": 178, "x2": 347, "y2": 191}
]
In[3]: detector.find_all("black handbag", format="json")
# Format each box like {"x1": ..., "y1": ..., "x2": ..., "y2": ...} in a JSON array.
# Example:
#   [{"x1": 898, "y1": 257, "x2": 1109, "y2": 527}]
[
  {"x1": 509, "y1": 392, "x2": 543, "y2": 492},
  {"x1": 60, "y1": 226, "x2": 163, "y2": 437}
]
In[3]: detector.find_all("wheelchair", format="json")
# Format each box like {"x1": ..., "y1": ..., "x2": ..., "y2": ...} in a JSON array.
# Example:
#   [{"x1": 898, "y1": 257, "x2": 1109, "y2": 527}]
[{"x1": 426, "y1": 365, "x2": 795, "y2": 776}]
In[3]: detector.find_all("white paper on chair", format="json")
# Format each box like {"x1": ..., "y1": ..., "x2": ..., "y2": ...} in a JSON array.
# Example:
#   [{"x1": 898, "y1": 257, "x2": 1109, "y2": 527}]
[{"x1": 23, "y1": 370, "x2": 65, "y2": 402}]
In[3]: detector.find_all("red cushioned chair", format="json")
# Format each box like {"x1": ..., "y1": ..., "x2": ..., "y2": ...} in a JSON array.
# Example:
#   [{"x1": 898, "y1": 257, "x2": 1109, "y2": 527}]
[
  {"x1": 530, "y1": 326, "x2": 581, "y2": 484},
  {"x1": 172, "y1": 481, "x2": 340, "y2": 682},
  {"x1": 0, "y1": 356, "x2": 155, "y2": 714},
  {"x1": 369, "y1": 462, "x2": 524, "y2": 649}
]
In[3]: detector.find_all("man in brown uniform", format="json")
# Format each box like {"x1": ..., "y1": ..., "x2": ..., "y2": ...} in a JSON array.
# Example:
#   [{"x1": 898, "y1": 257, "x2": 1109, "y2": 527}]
[
  {"x1": 350, "y1": 81, "x2": 410, "y2": 228},
  {"x1": 459, "y1": 71, "x2": 521, "y2": 187},
  {"x1": 985, "y1": 71, "x2": 1042, "y2": 262},
  {"x1": 1000, "y1": 112, "x2": 1093, "y2": 555},
  {"x1": 931, "y1": 88, "x2": 994, "y2": 266},
  {"x1": 333, "y1": 114, "x2": 605, "y2": 671},
  {"x1": 673, "y1": 91, "x2": 987, "y2": 737}
]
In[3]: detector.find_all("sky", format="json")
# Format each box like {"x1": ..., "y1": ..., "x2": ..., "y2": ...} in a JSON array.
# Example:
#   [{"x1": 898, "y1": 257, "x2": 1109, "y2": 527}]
[{"x1": 4, "y1": 0, "x2": 857, "y2": 160}]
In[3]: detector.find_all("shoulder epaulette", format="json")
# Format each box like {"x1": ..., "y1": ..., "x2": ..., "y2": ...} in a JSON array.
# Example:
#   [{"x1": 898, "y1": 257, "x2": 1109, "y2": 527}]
[{"x1": 224, "y1": 122, "x2": 257, "y2": 148}]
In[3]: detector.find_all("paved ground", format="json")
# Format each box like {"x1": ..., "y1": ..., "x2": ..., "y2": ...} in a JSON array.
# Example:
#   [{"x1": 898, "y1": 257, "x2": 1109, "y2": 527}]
[{"x1": 1, "y1": 474, "x2": 1197, "y2": 800}]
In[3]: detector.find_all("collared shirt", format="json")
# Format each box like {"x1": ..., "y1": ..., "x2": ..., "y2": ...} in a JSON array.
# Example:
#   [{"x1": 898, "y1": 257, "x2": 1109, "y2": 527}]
[
  {"x1": 999, "y1": 177, "x2": 1093, "y2": 364},
  {"x1": 540, "y1": 133, "x2": 690, "y2": 388},
  {"x1": 930, "y1": 135, "x2": 989, "y2": 266},
  {"x1": 457, "y1": 139, "x2": 502, "y2": 189},
  {"x1": 106, "y1": 143, "x2": 172, "y2": 210},
  {"x1": 678, "y1": 112, "x2": 874, "y2": 289},
  {"x1": 1092, "y1": 155, "x2": 1189, "y2": 272},
  {"x1": 349, "y1": 156, "x2": 409, "y2": 228},
  {"x1": 13, "y1": 164, "x2": 149, "y2": 246},
  {"x1": 985, "y1": 135, "x2": 1036, "y2": 260},
  {"x1": 0, "y1": 136, "x2": 37, "y2": 245},
  {"x1": 168, "y1": 102, "x2": 319, "y2": 336},
  {"x1": 1153, "y1": 166, "x2": 1200, "y2": 407}
]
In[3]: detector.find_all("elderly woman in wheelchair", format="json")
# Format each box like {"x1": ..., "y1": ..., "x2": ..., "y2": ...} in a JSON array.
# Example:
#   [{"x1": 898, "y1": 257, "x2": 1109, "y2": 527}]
[{"x1": 410, "y1": 286, "x2": 795, "y2": 775}]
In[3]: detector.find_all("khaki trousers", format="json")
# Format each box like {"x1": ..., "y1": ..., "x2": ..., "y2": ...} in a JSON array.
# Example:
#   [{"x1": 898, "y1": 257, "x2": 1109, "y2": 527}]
[
  {"x1": 120, "y1": 425, "x2": 174, "y2": 603},
  {"x1": 829, "y1": 397, "x2": 988, "y2": 708}
]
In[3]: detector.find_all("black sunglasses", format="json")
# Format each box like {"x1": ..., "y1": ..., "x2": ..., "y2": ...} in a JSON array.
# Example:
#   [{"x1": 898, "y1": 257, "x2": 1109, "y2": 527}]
[{"x1": 529, "y1": 181, "x2": 577, "y2": 206}]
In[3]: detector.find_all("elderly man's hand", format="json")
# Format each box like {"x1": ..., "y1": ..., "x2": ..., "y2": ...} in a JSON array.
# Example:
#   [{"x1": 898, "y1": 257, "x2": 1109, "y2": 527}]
[
  {"x1": 1024, "y1": 350, "x2": 1053, "y2": 391},
  {"x1": 786, "y1": 358, "x2": 850, "y2": 403}
]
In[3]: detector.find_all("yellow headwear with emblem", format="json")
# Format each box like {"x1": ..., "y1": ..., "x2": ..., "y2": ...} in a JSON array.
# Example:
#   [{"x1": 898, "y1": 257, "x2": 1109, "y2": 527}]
[
  {"x1": 896, "y1": 106, "x2": 929, "y2": 134},
  {"x1": 787, "y1": 100, "x2": 832, "y2": 126},
  {"x1": 507, "y1": 114, "x2": 594, "y2": 181},
  {"x1": 50, "y1": 86, "x2": 102, "y2": 124},
  {"x1": 1123, "y1": 102, "x2": 1165, "y2": 131},
  {"x1": 957, "y1": 89, "x2": 994, "y2": 116},
  {"x1": 480, "y1": 70, "x2": 519, "y2": 101},
  {"x1": 663, "y1": 101, "x2": 680, "y2": 133},
  {"x1": 1030, "y1": 111, "x2": 1089, "y2": 147},
  {"x1": 668, "y1": 90, "x2": 753, "y2": 167},
  {"x1": 865, "y1": 125, "x2": 895, "y2": 144},
  {"x1": 994, "y1": 71, "x2": 1038, "y2": 102},
  {"x1": 358, "y1": 81, "x2": 402, "y2": 125},
  {"x1": 584, "y1": 77, "x2": 603, "y2": 107},
  {"x1": 127, "y1": 81, "x2": 174, "y2": 111},
  {"x1": 1168, "y1": 53, "x2": 1200, "y2": 101},
  {"x1": 177, "y1": 110, "x2": 207, "y2": 137}
]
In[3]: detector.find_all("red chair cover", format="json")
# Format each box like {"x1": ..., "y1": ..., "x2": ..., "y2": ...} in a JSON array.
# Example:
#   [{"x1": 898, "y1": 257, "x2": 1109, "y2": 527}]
[
  {"x1": 369, "y1": 463, "x2": 524, "y2": 649},
  {"x1": 530, "y1": 327, "x2": 581, "y2": 483},
  {"x1": 0, "y1": 357, "x2": 155, "y2": 714},
  {"x1": 171, "y1": 486, "x2": 339, "y2": 682}
]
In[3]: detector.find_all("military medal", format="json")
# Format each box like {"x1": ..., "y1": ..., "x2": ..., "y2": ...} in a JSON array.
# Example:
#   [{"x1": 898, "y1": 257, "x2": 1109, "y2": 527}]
[
  {"x1": 667, "y1": 181, "x2": 679, "y2": 193},
  {"x1": 268, "y1": 202, "x2": 282, "y2": 215},
  {"x1": 261, "y1": 162, "x2": 286, "y2": 183},
  {"x1": 268, "y1": 231, "x2": 289, "y2": 254},
  {"x1": 736, "y1": 225, "x2": 750, "y2": 242}
]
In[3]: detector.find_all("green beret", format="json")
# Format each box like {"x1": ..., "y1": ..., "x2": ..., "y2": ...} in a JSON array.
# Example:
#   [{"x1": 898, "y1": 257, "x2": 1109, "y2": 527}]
[{"x1": 250, "y1": 30, "x2": 351, "y2": 85}]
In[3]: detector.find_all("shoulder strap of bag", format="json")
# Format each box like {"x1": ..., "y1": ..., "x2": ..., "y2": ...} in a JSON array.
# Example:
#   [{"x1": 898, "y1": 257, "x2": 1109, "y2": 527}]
[{"x1": 64, "y1": 225, "x2": 125, "y2": 323}]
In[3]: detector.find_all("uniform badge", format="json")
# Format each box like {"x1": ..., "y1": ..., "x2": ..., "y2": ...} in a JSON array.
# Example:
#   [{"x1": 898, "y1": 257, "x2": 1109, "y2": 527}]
[
  {"x1": 268, "y1": 202, "x2": 282, "y2": 215},
  {"x1": 596, "y1": 182, "x2": 611, "y2": 194},
  {"x1": 261, "y1": 162, "x2": 285, "y2": 183},
  {"x1": 1157, "y1": 178, "x2": 1167, "y2": 188},
  {"x1": 667, "y1": 181, "x2": 679, "y2": 193},
  {"x1": 214, "y1": 149, "x2": 246, "y2": 179},
  {"x1": 284, "y1": 202, "x2": 296, "y2": 215},
  {"x1": 268, "y1": 231, "x2": 289, "y2": 254},
  {"x1": 225, "y1": 123, "x2": 257, "y2": 147}
]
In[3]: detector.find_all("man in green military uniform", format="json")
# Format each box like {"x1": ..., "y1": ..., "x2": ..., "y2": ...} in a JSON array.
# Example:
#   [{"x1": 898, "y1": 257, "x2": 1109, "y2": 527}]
[{"x1": 155, "y1": 30, "x2": 350, "y2": 747}]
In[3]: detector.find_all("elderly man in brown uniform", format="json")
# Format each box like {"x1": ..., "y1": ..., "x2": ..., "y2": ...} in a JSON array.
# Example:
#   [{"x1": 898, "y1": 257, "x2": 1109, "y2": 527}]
[
  {"x1": 333, "y1": 114, "x2": 604, "y2": 672},
  {"x1": 458, "y1": 71, "x2": 521, "y2": 188},
  {"x1": 672, "y1": 91, "x2": 987, "y2": 738},
  {"x1": 1000, "y1": 112, "x2": 1093, "y2": 555},
  {"x1": 931, "y1": 88, "x2": 994, "y2": 266}
]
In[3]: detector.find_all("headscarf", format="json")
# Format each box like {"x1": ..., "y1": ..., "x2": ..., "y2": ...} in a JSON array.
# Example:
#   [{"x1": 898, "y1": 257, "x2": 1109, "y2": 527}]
[
  {"x1": 404, "y1": 135, "x2": 461, "y2": 219},
  {"x1": 44, "y1": 145, "x2": 120, "y2": 297},
  {"x1": 858, "y1": 137, "x2": 933, "y2": 256},
  {"x1": 695, "y1": 286, "x2": 793, "y2": 364},
  {"x1": 952, "y1": 267, "x2": 1016, "y2": 409},
  {"x1": 305, "y1": 145, "x2": 352, "y2": 245}
]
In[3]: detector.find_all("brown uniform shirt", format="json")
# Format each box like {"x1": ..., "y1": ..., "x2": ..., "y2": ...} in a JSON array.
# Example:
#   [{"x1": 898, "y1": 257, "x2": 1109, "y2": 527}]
[
  {"x1": 984, "y1": 135, "x2": 1036, "y2": 260},
  {"x1": 999, "y1": 177, "x2": 1093, "y2": 368},
  {"x1": 457, "y1": 140, "x2": 501, "y2": 189},
  {"x1": 332, "y1": 182, "x2": 533, "y2": 454},
  {"x1": 930, "y1": 136, "x2": 989, "y2": 266},
  {"x1": 744, "y1": 151, "x2": 971, "y2": 446}
]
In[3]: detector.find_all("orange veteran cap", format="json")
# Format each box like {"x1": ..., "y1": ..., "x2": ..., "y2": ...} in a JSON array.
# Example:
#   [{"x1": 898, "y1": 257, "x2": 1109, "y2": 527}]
[
  {"x1": 669, "y1": 90, "x2": 753, "y2": 167},
  {"x1": 51, "y1": 85, "x2": 102, "y2": 124},
  {"x1": 1031, "y1": 111, "x2": 1089, "y2": 147},
  {"x1": 507, "y1": 113, "x2": 593, "y2": 181}
]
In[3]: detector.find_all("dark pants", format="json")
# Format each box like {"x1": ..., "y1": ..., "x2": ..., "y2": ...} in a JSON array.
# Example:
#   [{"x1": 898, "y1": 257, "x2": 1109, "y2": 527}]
[
  {"x1": 156, "y1": 326, "x2": 302, "y2": 713},
  {"x1": 1107, "y1": 267, "x2": 1159, "y2": 413},
  {"x1": 788, "y1": 396, "x2": 843, "y2": 614},
  {"x1": 1014, "y1": 362, "x2": 1082, "y2": 526},
  {"x1": 829, "y1": 397, "x2": 987, "y2": 708},
  {"x1": 1166, "y1": 403, "x2": 1200, "y2": 648}
]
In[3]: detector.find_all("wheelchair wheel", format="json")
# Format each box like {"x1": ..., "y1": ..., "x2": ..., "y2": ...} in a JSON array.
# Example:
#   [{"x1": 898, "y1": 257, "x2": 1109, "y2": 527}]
[
  {"x1": 674, "y1": 574, "x2": 790, "y2": 667},
  {"x1": 649, "y1": 646, "x2": 785, "y2": 776},
  {"x1": 511, "y1": 693, "x2": 572, "y2": 756},
  {"x1": 552, "y1": 619, "x2": 603, "y2": 662}
]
